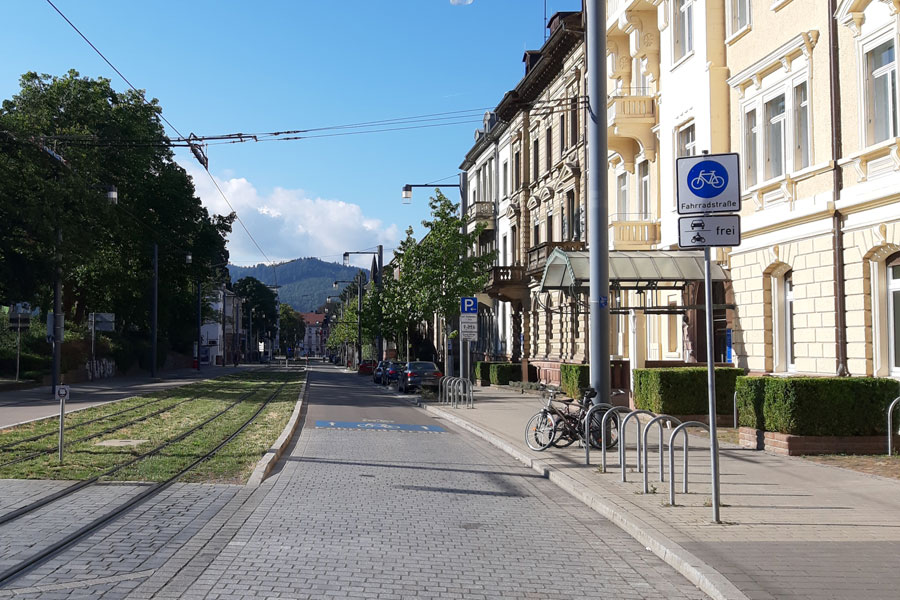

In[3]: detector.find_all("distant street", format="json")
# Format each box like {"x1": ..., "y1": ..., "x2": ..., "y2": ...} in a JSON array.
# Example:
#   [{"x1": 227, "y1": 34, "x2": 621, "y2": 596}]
[{"x1": 0, "y1": 365, "x2": 707, "y2": 599}]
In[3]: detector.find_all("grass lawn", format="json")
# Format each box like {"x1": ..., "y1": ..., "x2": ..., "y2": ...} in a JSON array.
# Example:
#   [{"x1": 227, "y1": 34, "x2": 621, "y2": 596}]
[{"x1": 0, "y1": 370, "x2": 304, "y2": 484}]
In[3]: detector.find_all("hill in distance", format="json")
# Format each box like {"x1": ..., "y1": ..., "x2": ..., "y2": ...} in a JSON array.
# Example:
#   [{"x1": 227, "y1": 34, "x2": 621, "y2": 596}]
[{"x1": 227, "y1": 258, "x2": 365, "y2": 313}]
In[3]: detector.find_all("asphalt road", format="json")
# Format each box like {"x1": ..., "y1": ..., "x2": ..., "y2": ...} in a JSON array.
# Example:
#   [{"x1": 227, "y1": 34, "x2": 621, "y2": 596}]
[{"x1": 0, "y1": 365, "x2": 709, "y2": 599}]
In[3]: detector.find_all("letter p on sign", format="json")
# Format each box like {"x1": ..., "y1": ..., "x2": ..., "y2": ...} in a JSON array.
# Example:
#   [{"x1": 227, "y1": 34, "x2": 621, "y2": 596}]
[{"x1": 461, "y1": 297, "x2": 478, "y2": 314}]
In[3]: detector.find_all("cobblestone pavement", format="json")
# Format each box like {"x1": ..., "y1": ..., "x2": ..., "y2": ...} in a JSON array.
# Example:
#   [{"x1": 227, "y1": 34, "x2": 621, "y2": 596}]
[{"x1": 0, "y1": 367, "x2": 708, "y2": 598}]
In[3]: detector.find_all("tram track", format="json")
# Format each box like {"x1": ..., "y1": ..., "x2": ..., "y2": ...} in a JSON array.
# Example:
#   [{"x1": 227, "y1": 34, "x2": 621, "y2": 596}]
[{"x1": 0, "y1": 377, "x2": 292, "y2": 587}]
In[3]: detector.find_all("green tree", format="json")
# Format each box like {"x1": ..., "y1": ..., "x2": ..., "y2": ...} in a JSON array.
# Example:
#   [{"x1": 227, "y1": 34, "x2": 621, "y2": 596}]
[
  {"x1": 234, "y1": 277, "x2": 277, "y2": 341},
  {"x1": 0, "y1": 70, "x2": 232, "y2": 370},
  {"x1": 278, "y1": 303, "x2": 305, "y2": 354}
]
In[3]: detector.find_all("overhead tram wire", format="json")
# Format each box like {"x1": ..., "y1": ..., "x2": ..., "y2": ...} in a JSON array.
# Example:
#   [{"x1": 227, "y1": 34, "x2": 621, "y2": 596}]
[{"x1": 46, "y1": 0, "x2": 278, "y2": 282}]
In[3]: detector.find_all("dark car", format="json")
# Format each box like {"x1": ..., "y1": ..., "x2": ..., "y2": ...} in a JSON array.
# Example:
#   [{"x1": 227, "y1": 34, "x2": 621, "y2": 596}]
[
  {"x1": 384, "y1": 361, "x2": 406, "y2": 386},
  {"x1": 373, "y1": 361, "x2": 387, "y2": 384},
  {"x1": 398, "y1": 361, "x2": 442, "y2": 393}
]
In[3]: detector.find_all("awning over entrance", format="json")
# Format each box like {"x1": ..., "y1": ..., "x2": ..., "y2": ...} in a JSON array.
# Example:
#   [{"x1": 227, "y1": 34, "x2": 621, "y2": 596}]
[{"x1": 538, "y1": 248, "x2": 730, "y2": 292}]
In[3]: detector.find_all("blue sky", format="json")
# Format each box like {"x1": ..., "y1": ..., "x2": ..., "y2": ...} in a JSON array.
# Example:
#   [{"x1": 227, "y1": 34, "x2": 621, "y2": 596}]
[{"x1": 2, "y1": 0, "x2": 581, "y2": 267}]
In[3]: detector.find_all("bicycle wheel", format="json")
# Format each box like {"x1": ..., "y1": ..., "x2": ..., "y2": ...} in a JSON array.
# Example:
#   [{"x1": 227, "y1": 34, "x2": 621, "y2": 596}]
[
  {"x1": 587, "y1": 409, "x2": 619, "y2": 449},
  {"x1": 551, "y1": 416, "x2": 577, "y2": 447},
  {"x1": 525, "y1": 412, "x2": 556, "y2": 451}
]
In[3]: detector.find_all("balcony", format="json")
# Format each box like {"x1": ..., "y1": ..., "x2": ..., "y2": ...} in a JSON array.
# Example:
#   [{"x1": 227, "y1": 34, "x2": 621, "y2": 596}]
[
  {"x1": 609, "y1": 213, "x2": 660, "y2": 250},
  {"x1": 466, "y1": 201, "x2": 496, "y2": 232},
  {"x1": 526, "y1": 241, "x2": 586, "y2": 278},
  {"x1": 484, "y1": 266, "x2": 529, "y2": 303},
  {"x1": 608, "y1": 90, "x2": 656, "y2": 166}
]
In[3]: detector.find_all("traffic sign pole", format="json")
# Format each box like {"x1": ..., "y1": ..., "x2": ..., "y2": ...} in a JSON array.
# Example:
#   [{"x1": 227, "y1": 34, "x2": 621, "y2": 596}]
[
  {"x1": 704, "y1": 246, "x2": 721, "y2": 523},
  {"x1": 56, "y1": 385, "x2": 69, "y2": 463}
]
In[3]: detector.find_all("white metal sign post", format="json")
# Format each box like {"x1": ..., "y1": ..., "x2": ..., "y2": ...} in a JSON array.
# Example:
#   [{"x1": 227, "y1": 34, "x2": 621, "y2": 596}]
[
  {"x1": 56, "y1": 384, "x2": 69, "y2": 462},
  {"x1": 676, "y1": 152, "x2": 741, "y2": 524}
]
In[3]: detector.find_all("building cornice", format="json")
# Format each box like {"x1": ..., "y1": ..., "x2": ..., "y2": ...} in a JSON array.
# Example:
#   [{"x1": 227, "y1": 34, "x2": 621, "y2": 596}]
[{"x1": 726, "y1": 31, "x2": 820, "y2": 97}]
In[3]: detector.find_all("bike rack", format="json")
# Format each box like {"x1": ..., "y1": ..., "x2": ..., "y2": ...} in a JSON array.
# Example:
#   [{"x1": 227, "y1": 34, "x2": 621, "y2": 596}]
[
  {"x1": 733, "y1": 391, "x2": 738, "y2": 429},
  {"x1": 642, "y1": 415, "x2": 682, "y2": 494},
  {"x1": 583, "y1": 403, "x2": 614, "y2": 465},
  {"x1": 439, "y1": 377, "x2": 456, "y2": 405},
  {"x1": 599, "y1": 406, "x2": 631, "y2": 472},
  {"x1": 888, "y1": 396, "x2": 900, "y2": 455},
  {"x1": 620, "y1": 410, "x2": 656, "y2": 482},
  {"x1": 452, "y1": 378, "x2": 473, "y2": 409},
  {"x1": 667, "y1": 421, "x2": 711, "y2": 506}
]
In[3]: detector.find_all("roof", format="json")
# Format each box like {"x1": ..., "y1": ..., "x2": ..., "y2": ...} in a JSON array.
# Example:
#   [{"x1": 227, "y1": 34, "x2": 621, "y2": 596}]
[
  {"x1": 300, "y1": 312, "x2": 325, "y2": 325},
  {"x1": 539, "y1": 248, "x2": 730, "y2": 292}
]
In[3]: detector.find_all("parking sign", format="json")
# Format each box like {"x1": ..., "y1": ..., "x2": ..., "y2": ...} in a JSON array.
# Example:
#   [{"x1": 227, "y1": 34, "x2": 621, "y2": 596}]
[{"x1": 460, "y1": 297, "x2": 477, "y2": 314}]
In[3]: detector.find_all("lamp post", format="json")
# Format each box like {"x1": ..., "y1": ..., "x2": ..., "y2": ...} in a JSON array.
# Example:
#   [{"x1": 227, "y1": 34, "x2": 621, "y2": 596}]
[
  {"x1": 334, "y1": 274, "x2": 364, "y2": 369},
  {"x1": 343, "y1": 247, "x2": 384, "y2": 361}
]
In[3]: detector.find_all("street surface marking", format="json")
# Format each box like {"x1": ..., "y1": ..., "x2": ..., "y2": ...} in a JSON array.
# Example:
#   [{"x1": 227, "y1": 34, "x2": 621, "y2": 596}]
[{"x1": 315, "y1": 420, "x2": 445, "y2": 433}]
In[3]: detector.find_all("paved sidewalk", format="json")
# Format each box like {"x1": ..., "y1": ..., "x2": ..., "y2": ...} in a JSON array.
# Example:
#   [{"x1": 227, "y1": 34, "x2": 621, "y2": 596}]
[
  {"x1": 421, "y1": 385, "x2": 900, "y2": 600},
  {"x1": 0, "y1": 365, "x2": 259, "y2": 429}
]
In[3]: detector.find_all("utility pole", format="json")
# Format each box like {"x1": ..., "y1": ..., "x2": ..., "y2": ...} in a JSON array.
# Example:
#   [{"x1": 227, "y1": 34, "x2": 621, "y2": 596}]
[
  {"x1": 196, "y1": 277, "x2": 202, "y2": 371},
  {"x1": 52, "y1": 226, "x2": 62, "y2": 396},
  {"x1": 150, "y1": 243, "x2": 158, "y2": 378},
  {"x1": 587, "y1": 0, "x2": 610, "y2": 404}
]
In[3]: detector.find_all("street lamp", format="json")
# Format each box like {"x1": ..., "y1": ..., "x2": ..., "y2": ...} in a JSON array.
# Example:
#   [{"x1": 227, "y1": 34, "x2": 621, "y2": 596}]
[
  {"x1": 343, "y1": 246, "x2": 384, "y2": 361},
  {"x1": 400, "y1": 183, "x2": 460, "y2": 204}
]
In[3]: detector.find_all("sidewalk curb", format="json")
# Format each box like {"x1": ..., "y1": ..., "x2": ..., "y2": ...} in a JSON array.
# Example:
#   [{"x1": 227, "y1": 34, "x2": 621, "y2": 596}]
[
  {"x1": 424, "y1": 403, "x2": 750, "y2": 600},
  {"x1": 247, "y1": 375, "x2": 309, "y2": 487}
]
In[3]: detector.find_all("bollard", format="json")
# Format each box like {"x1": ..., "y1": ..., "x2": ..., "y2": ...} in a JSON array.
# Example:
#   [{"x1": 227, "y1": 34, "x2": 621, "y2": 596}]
[
  {"x1": 583, "y1": 403, "x2": 614, "y2": 465},
  {"x1": 667, "y1": 421, "x2": 711, "y2": 507},
  {"x1": 600, "y1": 406, "x2": 630, "y2": 473}
]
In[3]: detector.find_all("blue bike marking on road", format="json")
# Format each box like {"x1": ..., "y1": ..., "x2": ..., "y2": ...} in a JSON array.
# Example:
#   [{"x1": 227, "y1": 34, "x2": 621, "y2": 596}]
[
  {"x1": 315, "y1": 420, "x2": 446, "y2": 433},
  {"x1": 687, "y1": 160, "x2": 729, "y2": 199}
]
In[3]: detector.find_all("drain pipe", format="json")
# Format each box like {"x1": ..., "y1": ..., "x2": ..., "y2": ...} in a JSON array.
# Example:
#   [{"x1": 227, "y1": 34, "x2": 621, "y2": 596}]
[{"x1": 829, "y1": 0, "x2": 849, "y2": 376}]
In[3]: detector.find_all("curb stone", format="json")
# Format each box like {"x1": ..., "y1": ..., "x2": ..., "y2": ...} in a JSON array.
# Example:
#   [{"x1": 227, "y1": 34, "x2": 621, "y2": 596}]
[
  {"x1": 247, "y1": 375, "x2": 309, "y2": 487},
  {"x1": 424, "y1": 403, "x2": 750, "y2": 600}
]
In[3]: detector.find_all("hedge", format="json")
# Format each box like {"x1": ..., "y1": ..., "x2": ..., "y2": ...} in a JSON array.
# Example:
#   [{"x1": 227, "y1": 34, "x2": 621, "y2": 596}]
[
  {"x1": 633, "y1": 367, "x2": 744, "y2": 415},
  {"x1": 735, "y1": 376, "x2": 766, "y2": 430},
  {"x1": 474, "y1": 361, "x2": 491, "y2": 385},
  {"x1": 560, "y1": 363, "x2": 590, "y2": 400},
  {"x1": 758, "y1": 377, "x2": 898, "y2": 436},
  {"x1": 489, "y1": 363, "x2": 521, "y2": 385}
]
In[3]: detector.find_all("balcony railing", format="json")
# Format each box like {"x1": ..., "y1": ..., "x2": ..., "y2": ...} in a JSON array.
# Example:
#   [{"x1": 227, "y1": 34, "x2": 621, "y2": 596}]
[
  {"x1": 485, "y1": 265, "x2": 529, "y2": 302},
  {"x1": 466, "y1": 201, "x2": 496, "y2": 229},
  {"x1": 526, "y1": 241, "x2": 585, "y2": 277},
  {"x1": 607, "y1": 94, "x2": 655, "y2": 125},
  {"x1": 608, "y1": 218, "x2": 660, "y2": 249}
]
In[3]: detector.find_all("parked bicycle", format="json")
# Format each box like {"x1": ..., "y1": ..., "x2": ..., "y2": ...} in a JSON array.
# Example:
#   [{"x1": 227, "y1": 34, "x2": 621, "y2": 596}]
[{"x1": 524, "y1": 386, "x2": 618, "y2": 451}]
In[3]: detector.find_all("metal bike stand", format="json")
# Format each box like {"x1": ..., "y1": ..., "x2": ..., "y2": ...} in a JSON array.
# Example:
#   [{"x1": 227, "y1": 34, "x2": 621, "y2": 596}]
[
  {"x1": 620, "y1": 410, "x2": 656, "y2": 482},
  {"x1": 888, "y1": 396, "x2": 900, "y2": 455},
  {"x1": 733, "y1": 391, "x2": 738, "y2": 429},
  {"x1": 583, "y1": 403, "x2": 614, "y2": 465},
  {"x1": 600, "y1": 406, "x2": 631, "y2": 473},
  {"x1": 642, "y1": 415, "x2": 682, "y2": 494},
  {"x1": 667, "y1": 421, "x2": 711, "y2": 507}
]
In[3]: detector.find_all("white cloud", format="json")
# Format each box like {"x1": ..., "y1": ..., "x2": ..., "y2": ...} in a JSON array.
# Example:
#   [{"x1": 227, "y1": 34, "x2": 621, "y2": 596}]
[{"x1": 186, "y1": 165, "x2": 400, "y2": 267}]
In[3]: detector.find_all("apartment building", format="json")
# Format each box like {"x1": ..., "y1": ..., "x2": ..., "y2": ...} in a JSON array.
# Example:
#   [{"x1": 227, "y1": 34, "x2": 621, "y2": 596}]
[{"x1": 461, "y1": 1, "x2": 898, "y2": 387}]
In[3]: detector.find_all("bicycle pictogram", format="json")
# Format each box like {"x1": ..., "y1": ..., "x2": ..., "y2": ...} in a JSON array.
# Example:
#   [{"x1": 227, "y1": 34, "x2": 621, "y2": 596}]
[{"x1": 690, "y1": 170, "x2": 725, "y2": 192}]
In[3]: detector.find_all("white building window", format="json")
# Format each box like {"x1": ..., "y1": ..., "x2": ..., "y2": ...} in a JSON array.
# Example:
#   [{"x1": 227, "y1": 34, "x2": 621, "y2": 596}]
[
  {"x1": 741, "y1": 73, "x2": 810, "y2": 188},
  {"x1": 866, "y1": 38, "x2": 898, "y2": 145},
  {"x1": 765, "y1": 94, "x2": 786, "y2": 180},
  {"x1": 888, "y1": 260, "x2": 900, "y2": 375},
  {"x1": 638, "y1": 161, "x2": 650, "y2": 219},
  {"x1": 677, "y1": 123, "x2": 695, "y2": 157},
  {"x1": 794, "y1": 82, "x2": 810, "y2": 170},
  {"x1": 728, "y1": 0, "x2": 750, "y2": 37},
  {"x1": 503, "y1": 161, "x2": 508, "y2": 197},
  {"x1": 616, "y1": 172, "x2": 629, "y2": 220},
  {"x1": 674, "y1": 0, "x2": 694, "y2": 62},
  {"x1": 784, "y1": 271, "x2": 796, "y2": 372}
]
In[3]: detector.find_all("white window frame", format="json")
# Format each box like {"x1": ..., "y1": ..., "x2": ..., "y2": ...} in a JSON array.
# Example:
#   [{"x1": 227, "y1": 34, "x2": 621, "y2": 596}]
[
  {"x1": 726, "y1": 0, "x2": 751, "y2": 40},
  {"x1": 860, "y1": 28, "x2": 899, "y2": 147},
  {"x1": 888, "y1": 262, "x2": 900, "y2": 377},
  {"x1": 638, "y1": 161, "x2": 651, "y2": 219},
  {"x1": 616, "y1": 172, "x2": 629, "y2": 220},
  {"x1": 764, "y1": 92, "x2": 786, "y2": 180},
  {"x1": 740, "y1": 67, "x2": 811, "y2": 191},
  {"x1": 673, "y1": 0, "x2": 694, "y2": 64},
  {"x1": 784, "y1": 271, "x2": 796, "y2": 372},
  {"x1": 502, "y1": 160, "x2": 508, "y2": 197},
  {"x1": 676, "y1": 122, "x2": 696, "y2": 158}
]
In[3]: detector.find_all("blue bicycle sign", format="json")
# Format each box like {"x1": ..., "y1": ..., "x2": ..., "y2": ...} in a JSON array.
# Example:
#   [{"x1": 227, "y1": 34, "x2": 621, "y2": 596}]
[{"x1": 687, "y1": 160, "x2": 729, "y2": 199}]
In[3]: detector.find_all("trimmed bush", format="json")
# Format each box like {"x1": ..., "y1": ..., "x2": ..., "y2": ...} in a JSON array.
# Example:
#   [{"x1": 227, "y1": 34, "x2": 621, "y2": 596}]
[
  {"x1": 736, "y1": 376, "x2": 766, "y2": 430},
  {"x1": 474, "y1": 361, "x2": 491, "y2": 385},
  {"x1": 761, "y1": 377, "x2": 898, "y2": 436},
  {"x1": 560, "y1": 363, "x2": 590, "y2": 400},
  {"x1": 490, "y1": 363, "x2": 521, "y2": 385},
  {"x1": 633, "y1": 367, "x2": 744, "y2": 415}
]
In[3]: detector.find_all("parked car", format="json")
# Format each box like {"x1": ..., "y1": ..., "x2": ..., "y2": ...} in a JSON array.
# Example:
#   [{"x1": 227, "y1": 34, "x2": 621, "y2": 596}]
[
  {"x1": 358, "y1": 359, "x2": 377, "y2": 375},
  {"x1": 373, "y1": 361, "x2": 387, "y2": 384},
  {"x1": 398, "y1": 361, "x2": 443, "y2": 393},
  {"x1": 384, "y1": 361, "x2": 406, "y2": 386}
]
